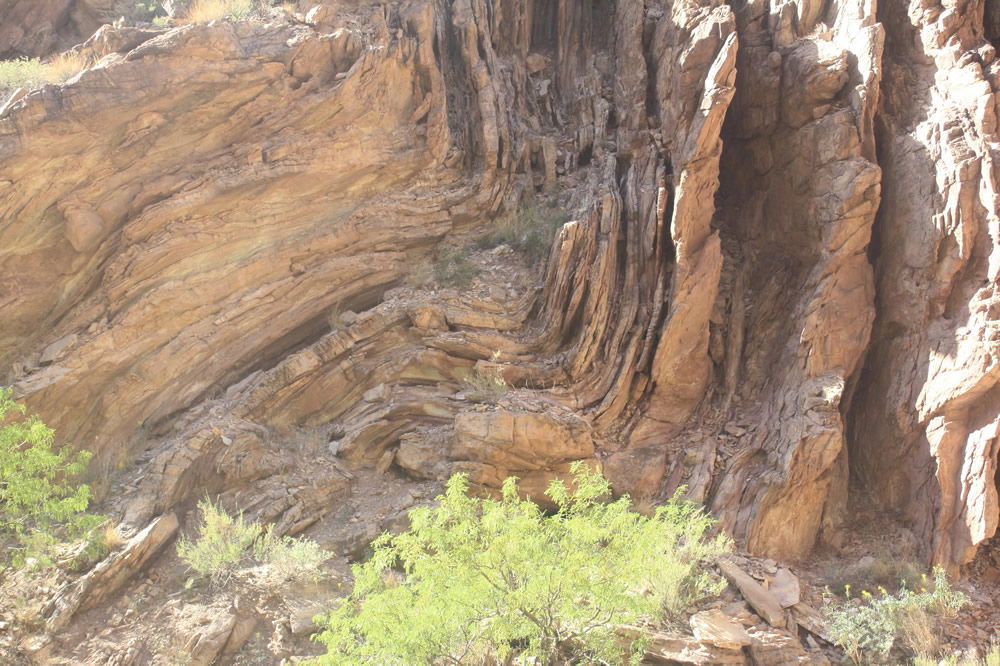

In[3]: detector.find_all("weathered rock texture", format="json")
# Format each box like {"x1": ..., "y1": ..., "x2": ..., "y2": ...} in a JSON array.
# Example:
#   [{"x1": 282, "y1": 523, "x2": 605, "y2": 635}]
[
  {"x1": 0, "y1": 0, "x2": 115, "y2": 59},
  {"x1": 1, "y1": 0, "x2": 999, "y2": 590}
]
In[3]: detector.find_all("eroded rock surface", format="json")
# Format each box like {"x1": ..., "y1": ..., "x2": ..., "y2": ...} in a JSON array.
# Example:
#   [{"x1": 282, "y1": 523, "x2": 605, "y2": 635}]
[{"x1": 2, "y1": 1, "x2": 1000, "y2": 661}]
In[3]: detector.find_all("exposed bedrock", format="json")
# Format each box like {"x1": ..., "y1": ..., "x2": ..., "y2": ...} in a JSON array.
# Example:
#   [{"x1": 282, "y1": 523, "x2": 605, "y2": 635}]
[{"x1": 1, "y1": 0, "x2": 999, "y2": 569}]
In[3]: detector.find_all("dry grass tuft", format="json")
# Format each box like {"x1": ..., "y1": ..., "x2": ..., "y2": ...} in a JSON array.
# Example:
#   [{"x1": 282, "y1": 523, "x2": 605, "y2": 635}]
[
  {"x1": 102, "y1": 523, "x2": 127, "y2": 551},
  {"x1": 0, "y1": 52, "x2": 91, "y2": 95},
  {"x1": 45, "y1": 52, "x2": 91, "y2": 84},
  {"x1": 186, "y1": 0, "x2": 252, "y2": 22}
]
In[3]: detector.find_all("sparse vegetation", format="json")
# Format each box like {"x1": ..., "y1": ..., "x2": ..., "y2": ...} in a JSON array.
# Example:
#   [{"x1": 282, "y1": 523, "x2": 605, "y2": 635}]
[
  {"x1": 433, "y1": 246, "x2": 480, "y2": 287},
  {"x1": 177, "y1": 498, "x2": 262, "y2": 584},
  {"x1": 822, "y1": 549, "x2": 924, "y2": 596},
  {"x1": 913, "y1": 645, "x2": 1000, "y2": 666},
  {"x1": 474, "y1": 203, "x2": 567, "y2": 265},
  {"x1": 106, "y1": 0, "x2": 165, "y2": 24},
  {"x1": 825, "y1": 567, "x2": 968, "y2": 664},
  {"x1": 0, "y1": 53, "x2": 90, "y2": 97},
  {"x1": 327, "y1": 302, "x2": 344, "y2": 331},
  {"x1": 463, "y1": 352, "x2": 509, "y2": 403},
  {"x1": 255, "y1": 527, "x2": 328, "y2": 582},
  {"x1": 186, "y1": 0, "x2": 254, "y2": 21},
  {"x1": 0, "y1": 387, "x2": 104, "y2": 568},
  {"x1": 311, "y1": 463, "x2": 730, "y2": 665},
  {"x1": 177, "y1": 498, "x2": 328, "y2": 585}
]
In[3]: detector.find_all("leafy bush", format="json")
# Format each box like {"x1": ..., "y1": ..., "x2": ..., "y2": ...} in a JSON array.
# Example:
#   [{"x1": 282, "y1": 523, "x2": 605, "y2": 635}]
[
  {"x1": 0, "y1": 387, "x2": 104, "y2": 567},
  {"x1": 825, "y1": 568, "x2": 967, "y2": 664},
  {"x1": 474, "y1": 204, "x2": 567, "y2": 265},
  {"x1": 255, "y1": 527, "x2": 328, "y2": 582},
  {"x1": 311, "y1": 463, "x2": 730, "y2": 665},
  {"x1": 433, "y1": 247, "x2": 480, "y2": 287},
  {"x1": 0, "y1": 59, "x2": 47, "y2": 94},
  {"x1": 177, "y1": 498, "x2": 262, "y2": 584},
  {"x1": 178, "y1": 499, "x2": 328, "y2": 585},
  {"x1": 0, "y1": 53, "x2": 91, "y2": 97}
]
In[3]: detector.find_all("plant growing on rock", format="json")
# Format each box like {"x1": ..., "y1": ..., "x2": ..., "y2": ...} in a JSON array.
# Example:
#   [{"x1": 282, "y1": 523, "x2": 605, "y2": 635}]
[
  {"x1": 433, "y1": 247, "x2": 480, "y2": 287},
  {"x1": 178, "y1": 498, "x2": 328, "y2": 585},
  {"x1": 475, "y1": 203, "x2": 567, "y2": 265},
  {"x1": 186, "y1": 0, "x2": 253, "y2": 21},
  {"x1": 177, "y1": 498, "x2": 262, "y2": 584},
  {"x1": 0, "y1": 53, "x2": 90, "y2": 97},
  {"x1": 463, "y1": 351, "x2": 509, "y2": 403},
  {"x1": 825, "y1": 568, "x2": 967, "y2": 664},
  {"x1": 0, "y1": 387, "x2": 104, "y2": 568},
  {"x1": 311, "y1": 463, "x2": 730, "y2": 665}
]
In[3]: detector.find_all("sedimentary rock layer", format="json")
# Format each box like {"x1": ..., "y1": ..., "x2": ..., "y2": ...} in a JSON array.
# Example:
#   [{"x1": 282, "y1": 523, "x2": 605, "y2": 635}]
[{"x1": 1, "y1": 0, "x2": 998, "y2": 571}]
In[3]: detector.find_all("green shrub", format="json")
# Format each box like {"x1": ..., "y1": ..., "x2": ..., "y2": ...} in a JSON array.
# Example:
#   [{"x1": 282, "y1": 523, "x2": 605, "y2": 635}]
[
  {"x1": 433, "y1": 247, "x2": 480, "y2": 287},
  {"x1": 177, "y1": 498, "x2": 262, "y2": 584},
  {"x1": 178, "y1": 499, "x2": 327, "y2": 585},
  {"x1": 0, "y1": 59, "x2": 47, "y2": 95},
  {"x1": 825, "y1": 568, "x2": 967, "y2": 664},
  {"x1": 914, "y1": 645, "x2": 1000, "y2": 666},
  {"x1": 311, "y1": 463, "x2": 730, "y2": 665},
  {"x1": 0, "y1": 387, "x2": 104, "y2": 568},
  {"x1": 474, "y1": 204, "x2": 567, "y2": 265},
  {"x1": 255, "y1": 527, "x2": 328, "y2": 582},
  {"x1": 0, "y1": 53, "x2": 91, "y2": 97}
]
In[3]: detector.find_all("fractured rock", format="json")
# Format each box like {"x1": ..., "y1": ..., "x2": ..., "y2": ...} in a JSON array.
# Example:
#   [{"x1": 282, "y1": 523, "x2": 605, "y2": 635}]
[{"x1": 690, "y1": 609, "x2": 752, "y2": 650}]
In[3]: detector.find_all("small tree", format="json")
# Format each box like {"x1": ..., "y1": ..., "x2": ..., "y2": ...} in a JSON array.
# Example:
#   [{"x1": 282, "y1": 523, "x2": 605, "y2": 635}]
[
  {"x1": 311, "y1": 463, "x2": 730, "y2": 665},
  {"x1": 0, "y1": 387, "x2": 102, "y2": 567}
]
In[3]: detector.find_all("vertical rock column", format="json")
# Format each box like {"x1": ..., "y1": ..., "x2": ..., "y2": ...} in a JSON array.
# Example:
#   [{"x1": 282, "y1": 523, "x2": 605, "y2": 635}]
[{"x1": 849, "y1": 0, "x2": 1000, "y2": 568}]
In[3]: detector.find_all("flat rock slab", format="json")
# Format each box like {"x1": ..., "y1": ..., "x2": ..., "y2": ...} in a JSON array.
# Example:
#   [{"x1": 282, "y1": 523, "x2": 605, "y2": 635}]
[
  {"x1": 690, "y1": 608, "x2": 753, "y2": 650},
  {"x1": 644, "y1": 632, "x2": 747, "y2": 665},
  {"x1": 718, "y1": 559, "x2": 786, "y2": 628},
  {"x1": 770, "y1": 568, "x2": 801, "y2": 608}
]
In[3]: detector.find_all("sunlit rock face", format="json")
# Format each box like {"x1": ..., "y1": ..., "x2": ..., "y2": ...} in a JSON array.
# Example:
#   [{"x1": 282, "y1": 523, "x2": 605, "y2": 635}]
[{"x1": 1, "y1": 0, "x2": 998, "y2": 573}]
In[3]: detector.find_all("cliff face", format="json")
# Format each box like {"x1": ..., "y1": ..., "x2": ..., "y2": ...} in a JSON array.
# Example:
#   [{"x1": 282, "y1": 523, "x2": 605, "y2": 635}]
[{"x1": 1, "y1": 0, "x2": 998, "y2": 584}]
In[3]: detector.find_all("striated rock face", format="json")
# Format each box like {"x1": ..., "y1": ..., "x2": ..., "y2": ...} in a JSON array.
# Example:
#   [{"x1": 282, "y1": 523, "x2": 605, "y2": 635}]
[
  {"x1": 847, "y1": 0, "x2": 1000, "y2": 569},
  {"x1": 1, "y1": 0, "x2": 998, "y2": 584}
]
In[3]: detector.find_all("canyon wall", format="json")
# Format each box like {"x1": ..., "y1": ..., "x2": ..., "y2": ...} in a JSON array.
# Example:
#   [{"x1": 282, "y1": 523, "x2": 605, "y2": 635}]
[{"x1": 1, "y1": 0, "x2": 998, "y2": 571}]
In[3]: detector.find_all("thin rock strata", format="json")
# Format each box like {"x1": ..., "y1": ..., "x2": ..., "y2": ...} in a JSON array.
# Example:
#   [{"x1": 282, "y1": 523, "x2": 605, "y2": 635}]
[{"x1": 0, "y1": 4, "x2": 998, "y2": 648}]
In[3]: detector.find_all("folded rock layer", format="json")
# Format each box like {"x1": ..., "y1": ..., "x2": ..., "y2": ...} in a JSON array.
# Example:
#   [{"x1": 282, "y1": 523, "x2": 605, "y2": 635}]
[{"x1": 1, "y1": 0, "x2": 998, "y2": 572}]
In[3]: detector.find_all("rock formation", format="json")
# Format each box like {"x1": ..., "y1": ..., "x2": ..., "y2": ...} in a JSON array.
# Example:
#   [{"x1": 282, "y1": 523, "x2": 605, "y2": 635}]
[{"x1": 2, "y1": 2, "x2": 999, "y2": 651}]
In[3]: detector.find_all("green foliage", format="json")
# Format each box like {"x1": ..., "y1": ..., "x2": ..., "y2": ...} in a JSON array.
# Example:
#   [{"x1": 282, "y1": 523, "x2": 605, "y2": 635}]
[
  {"x1": 0, "y1": 53, "x2": 91, "y2": 97},
  {"x1": 177, "y1": 498, "x2": 262, "y2": 584},
  {"x1": 255, "y1": 526, "x2": 328, "y2": 582},
  {"x1": 474, "y1": 203, "x2": 567, "y2": 265},
  {"x1": 914, "y1": 645, "x2": 1000, "y2": 666},
  {"x1": 433, "y1": 247, "x2": 480, "y2": 287},
  {"x1": 0, "y1": 58, "x2": 48, "y2": 95},
  {"x1": 178, "y1": 499, "x2": 327, "y2": 585},
  {"x1": 311, "y1": 463, "x2": 730, "y2": 665},
  {"x1": 0, "y1": 387, "x2": 103, "y2": 568},
  {"x1": 825, "y1": 568, "x2": 968, "y2": 664}
]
